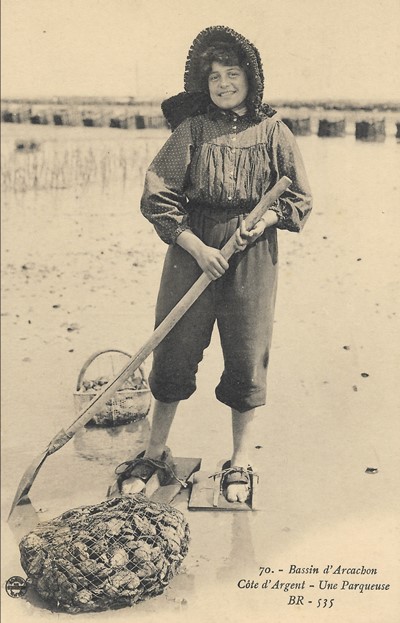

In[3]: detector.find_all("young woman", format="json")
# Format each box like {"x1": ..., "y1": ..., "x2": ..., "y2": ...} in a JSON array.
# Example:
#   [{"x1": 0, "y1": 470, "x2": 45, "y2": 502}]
[{"x1": 113, "y1": 26, "x2": 312, "y2": 503}]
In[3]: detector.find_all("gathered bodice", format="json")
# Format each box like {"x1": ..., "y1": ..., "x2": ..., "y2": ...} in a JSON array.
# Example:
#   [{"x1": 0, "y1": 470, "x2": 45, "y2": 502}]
[{"x1": 140, "y1": 110, "x2": 312, "y2": 244}]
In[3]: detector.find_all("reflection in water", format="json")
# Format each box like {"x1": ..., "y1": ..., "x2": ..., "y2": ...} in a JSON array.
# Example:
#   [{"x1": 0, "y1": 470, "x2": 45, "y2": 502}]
[
  {"x1": 7, "y1": 496, "x2": 41, "y2": 543},
  {"x1": 73, "y1": 418, "x2": 151, "y2": 466},
  {"x1": 216, "y1": 513, "x2": 257, "y2": 582}
]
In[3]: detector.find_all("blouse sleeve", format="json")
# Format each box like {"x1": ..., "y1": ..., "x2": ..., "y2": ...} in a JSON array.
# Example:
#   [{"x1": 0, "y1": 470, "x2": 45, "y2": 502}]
[
  {"x1": 267, "y1": 120, "x2": 312, "y2": 232},
  {"x1": 140, "y1": 118, "x2": 194, "y2": 244}
]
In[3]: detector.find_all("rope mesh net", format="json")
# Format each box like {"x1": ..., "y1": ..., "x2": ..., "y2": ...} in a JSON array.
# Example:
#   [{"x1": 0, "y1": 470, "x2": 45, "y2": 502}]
[{"x1": 19, "y1": 494, "x2": 190, "y2": 613}]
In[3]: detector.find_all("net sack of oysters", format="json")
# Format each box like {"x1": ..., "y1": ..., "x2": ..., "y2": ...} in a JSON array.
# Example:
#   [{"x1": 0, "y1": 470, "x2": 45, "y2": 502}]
[
  {"x1": 19, "y1": 494, "x2": 190, "y2": 613},
  {"x1": 74, "y1": 350, "x2": 151, "y2": 427}
]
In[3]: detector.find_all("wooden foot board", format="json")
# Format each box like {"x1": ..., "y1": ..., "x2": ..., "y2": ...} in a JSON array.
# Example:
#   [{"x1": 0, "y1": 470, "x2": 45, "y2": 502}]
[
  {"x1": 148, "y1": 457, "x2": 202, "y2": 504},
  {"x1": 188, "y1": 462, "x2": 259, "y2": 511}
]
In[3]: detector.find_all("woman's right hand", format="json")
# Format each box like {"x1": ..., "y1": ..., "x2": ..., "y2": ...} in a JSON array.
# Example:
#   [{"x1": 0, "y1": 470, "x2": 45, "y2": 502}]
[
  {"x1": 176, "y1": 229, "x2": 229, "y2": 280},
  {"x1": 194, "y1": 245, "x2": 229, "y2": 280}
]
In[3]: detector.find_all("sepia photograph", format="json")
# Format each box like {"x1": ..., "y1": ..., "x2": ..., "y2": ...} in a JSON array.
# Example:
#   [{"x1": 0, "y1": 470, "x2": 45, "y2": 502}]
[{"x1": 1, "y1": 1, "x2": 399, "y2": 621}]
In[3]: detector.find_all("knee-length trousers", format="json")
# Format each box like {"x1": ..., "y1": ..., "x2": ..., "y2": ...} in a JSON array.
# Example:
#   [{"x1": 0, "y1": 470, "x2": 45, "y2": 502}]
[{"x1": 149, "y1": 208, "x2": 279, "y2": 413}]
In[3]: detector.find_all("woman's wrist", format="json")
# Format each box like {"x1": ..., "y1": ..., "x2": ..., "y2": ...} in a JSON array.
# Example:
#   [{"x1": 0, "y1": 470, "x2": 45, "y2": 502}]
[
  {"x1": 260, "y1": 210, "x2": 279, "y2": 228},
  {"x1": 176, "y1": 229, "x2": 206, "y2": 261}
]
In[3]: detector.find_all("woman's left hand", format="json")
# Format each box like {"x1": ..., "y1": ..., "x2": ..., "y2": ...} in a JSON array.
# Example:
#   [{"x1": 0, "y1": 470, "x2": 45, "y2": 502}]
[{"x1": 235, "y1": 211, "x2": 278, "y2": 251}]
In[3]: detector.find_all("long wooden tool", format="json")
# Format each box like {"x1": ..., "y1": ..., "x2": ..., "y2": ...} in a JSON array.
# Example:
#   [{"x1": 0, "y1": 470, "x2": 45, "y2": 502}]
[{"x1": 8, "y1": 176, "x2": 291, "y2": 518}]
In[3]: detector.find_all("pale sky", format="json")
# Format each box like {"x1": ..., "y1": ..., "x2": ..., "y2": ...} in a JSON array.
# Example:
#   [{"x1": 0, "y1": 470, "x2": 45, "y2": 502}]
[{"x1": 1, "y1": 0, "x2": 399, "y2": 102}]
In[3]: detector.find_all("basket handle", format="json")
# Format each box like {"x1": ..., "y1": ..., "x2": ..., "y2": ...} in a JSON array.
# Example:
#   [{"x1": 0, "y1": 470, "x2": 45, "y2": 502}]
[{"x1": 76, "y1": 349, "x2": 147, "y2": 391}]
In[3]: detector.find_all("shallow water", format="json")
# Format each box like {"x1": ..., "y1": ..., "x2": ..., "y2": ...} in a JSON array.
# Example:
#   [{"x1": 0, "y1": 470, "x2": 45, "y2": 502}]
[{"x1": 2, "y1": 125, "x2": 400, "y2": 622}]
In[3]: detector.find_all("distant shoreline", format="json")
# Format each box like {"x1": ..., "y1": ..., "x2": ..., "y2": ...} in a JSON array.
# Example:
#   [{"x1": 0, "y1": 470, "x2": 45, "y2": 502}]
[{"x1": 1, "y1": 96, "x2": 400, "y2": 113}]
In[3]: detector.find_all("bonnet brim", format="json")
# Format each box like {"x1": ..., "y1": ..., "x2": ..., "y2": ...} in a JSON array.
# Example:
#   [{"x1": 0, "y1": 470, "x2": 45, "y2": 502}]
[{"x1": 162, "y1": 26, "x2": 275, "y2": 130}]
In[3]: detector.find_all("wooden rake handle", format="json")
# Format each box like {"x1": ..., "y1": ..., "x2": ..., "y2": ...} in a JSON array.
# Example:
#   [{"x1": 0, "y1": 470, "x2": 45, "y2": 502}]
[
  {"x1": 8, "y1": 176, "x2": 291, "y2": 516},
  {"x1": 49, "y1": 175, "x2": 292, "y2": 450}
]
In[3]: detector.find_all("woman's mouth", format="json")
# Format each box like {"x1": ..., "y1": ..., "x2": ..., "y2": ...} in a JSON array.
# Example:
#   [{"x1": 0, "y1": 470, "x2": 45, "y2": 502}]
[{"x1": 219, "y1": 90, "x2": 236, "y2": 97}]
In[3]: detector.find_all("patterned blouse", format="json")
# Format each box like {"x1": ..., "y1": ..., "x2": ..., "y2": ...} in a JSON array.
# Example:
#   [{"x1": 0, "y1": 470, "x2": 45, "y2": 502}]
[{"x1": 140, "y1": 108, "x2": 312, "y2": 245}]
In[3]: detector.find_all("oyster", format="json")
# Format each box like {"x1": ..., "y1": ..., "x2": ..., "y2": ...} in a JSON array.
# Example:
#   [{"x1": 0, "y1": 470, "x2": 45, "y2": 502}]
[
  {"x1": 74, "y1": 589, "x2": 93, "y2": 605},
  {"x1": 110, "y1": 548, "x2": 129, "y2": 568},
  {"x1": 106, "y1": 517, "x2": 125, "y2": 536},
  {"x1": 110, "y1": 569, "x2": 140, "y2": 590}
]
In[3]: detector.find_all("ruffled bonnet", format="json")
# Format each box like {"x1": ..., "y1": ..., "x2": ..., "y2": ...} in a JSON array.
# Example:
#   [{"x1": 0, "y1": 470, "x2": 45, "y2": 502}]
[{"x1": 162, "y1": 25, "x2": 276, "y2": 130}]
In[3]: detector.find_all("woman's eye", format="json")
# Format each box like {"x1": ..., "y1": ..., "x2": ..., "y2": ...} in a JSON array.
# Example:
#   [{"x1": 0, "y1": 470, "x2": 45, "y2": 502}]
[
  {"x1": 228, "y1": 72, "x2": 239, "y2": 78},
  {"x1": 209, "y1": 74, "x2": 218, "y2": 82}
]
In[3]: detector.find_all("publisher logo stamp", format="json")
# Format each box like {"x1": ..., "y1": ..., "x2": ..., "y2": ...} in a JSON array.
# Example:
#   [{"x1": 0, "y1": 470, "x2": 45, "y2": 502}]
[{"x1": 5, "y1": 576, "x2": 27, "y2": 598}]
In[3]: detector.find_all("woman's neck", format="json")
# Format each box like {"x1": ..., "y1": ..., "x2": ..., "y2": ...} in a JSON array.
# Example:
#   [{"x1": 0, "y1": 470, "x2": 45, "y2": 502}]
[{"x1": 230, "y1": 104, "x2": 247, "y2": 116}]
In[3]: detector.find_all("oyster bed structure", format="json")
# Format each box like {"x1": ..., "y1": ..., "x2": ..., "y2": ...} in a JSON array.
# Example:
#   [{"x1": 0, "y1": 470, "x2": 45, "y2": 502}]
[{"x1": 19, "y1": 494, "x2": 190, "y2": 613}]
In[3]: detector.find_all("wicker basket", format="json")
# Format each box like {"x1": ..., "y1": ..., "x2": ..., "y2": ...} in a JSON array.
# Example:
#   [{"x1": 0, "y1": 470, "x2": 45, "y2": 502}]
[{"x1": 74, "y1": 349, "x2": 151, "y2": 427}]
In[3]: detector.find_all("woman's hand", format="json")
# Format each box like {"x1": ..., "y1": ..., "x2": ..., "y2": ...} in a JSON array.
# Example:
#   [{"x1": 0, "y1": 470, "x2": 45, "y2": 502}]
[
  {"x1": 194, "y1": 245, "x2": 229, "y2": 280},
  {"x1": 234, "y1": 211, "x2": 279, "y2": 252},
  {"x1": 176, "y1": 230, "x2": 229, "y2": 280}
]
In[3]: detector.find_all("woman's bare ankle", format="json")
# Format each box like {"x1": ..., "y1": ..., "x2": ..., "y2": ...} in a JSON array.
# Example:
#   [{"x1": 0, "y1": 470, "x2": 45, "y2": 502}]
[
  {"x1": 144, "y1": 445, "x2": 167, "y2": 460},
  {"x1": 230, "y1": 453, "x2": 250, "y2": 469}
]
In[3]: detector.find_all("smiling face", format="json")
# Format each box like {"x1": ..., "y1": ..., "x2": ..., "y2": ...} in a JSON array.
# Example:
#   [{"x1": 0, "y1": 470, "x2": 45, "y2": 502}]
[{"x1": 208, "y1": 62, "x2": 249, "y2": 114}]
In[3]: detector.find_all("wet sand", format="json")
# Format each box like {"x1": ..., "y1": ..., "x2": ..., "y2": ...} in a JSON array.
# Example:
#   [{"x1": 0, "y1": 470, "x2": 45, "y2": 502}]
[{"x1": 2, "y1": 126, "x2": 400, "y2": 622}]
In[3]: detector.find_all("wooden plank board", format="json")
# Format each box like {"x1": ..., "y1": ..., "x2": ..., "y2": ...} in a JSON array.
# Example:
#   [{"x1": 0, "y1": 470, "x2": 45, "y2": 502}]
[
  {"x1": 188, "y1": 462, "x2": 259, "y2": 511},
  {"x1": 149, "y1": 457, "x2": 201, "y2": 505}
]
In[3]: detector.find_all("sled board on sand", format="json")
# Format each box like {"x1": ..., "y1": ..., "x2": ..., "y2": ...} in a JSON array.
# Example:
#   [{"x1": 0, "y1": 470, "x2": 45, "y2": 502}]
[
  {"x1": 150, "y1": 457, "x2": 201, "y2": 504},
  {"x1": 108, "y1": 457, "x2": 201, "y2": 505},
  {"x1": 188, "y1": 461, "x2": 260, "y2": 511}
]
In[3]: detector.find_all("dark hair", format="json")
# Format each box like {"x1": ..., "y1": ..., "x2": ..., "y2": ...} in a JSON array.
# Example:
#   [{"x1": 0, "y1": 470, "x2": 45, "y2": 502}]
[{"x1": 198, "y1": 41, "x2": 251, "y2": 94}]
